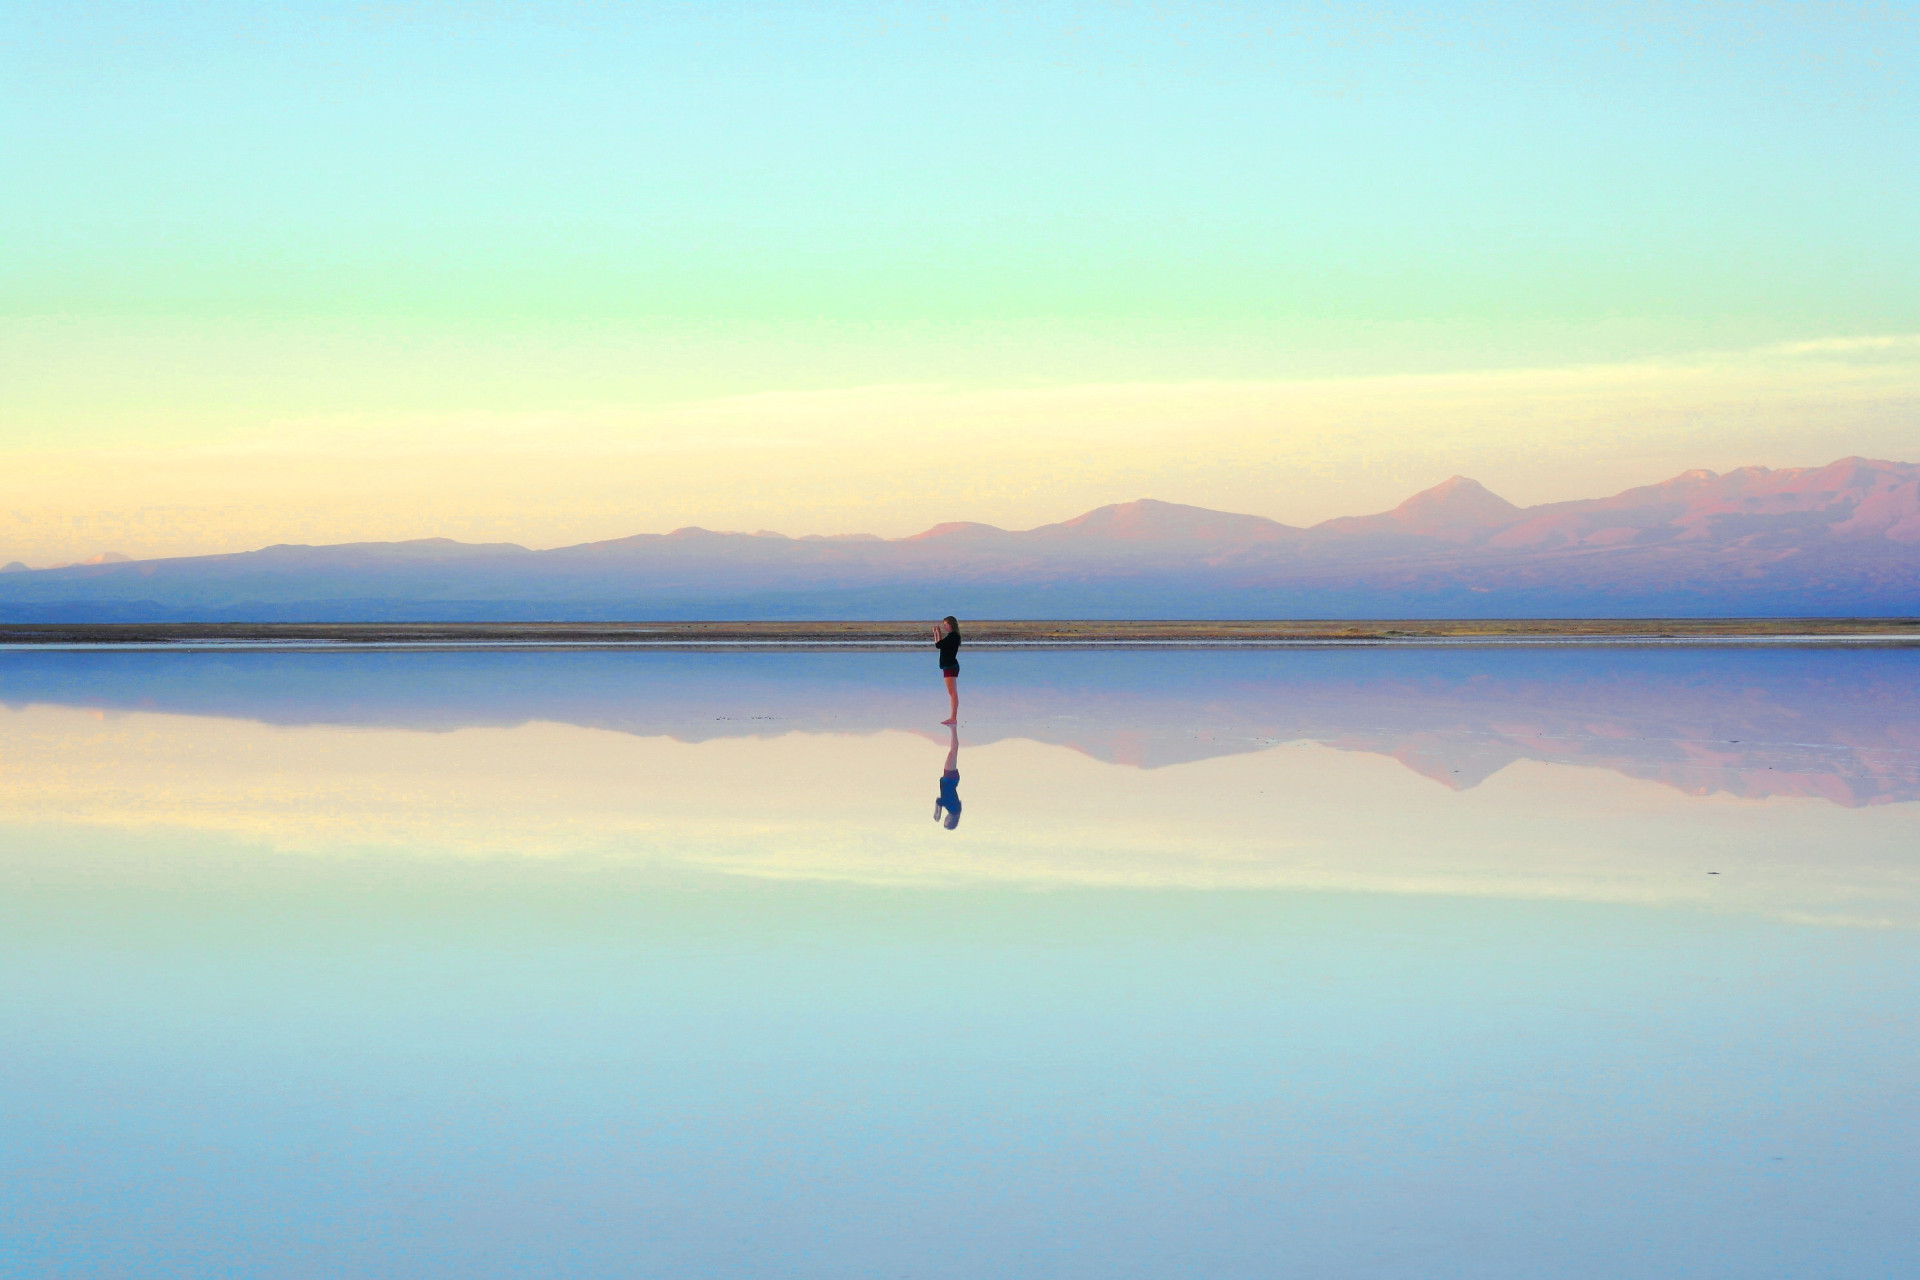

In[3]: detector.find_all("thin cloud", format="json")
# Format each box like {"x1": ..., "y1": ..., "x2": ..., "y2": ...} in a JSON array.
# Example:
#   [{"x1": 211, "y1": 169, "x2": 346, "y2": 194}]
[{"x1": 1773, "y1": 334, "x2": 1920, "y2": 355}]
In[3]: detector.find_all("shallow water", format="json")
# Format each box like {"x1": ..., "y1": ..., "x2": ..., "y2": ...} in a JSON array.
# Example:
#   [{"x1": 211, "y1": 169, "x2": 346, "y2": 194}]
[{"x1": 3, "y1": 648, "x2": 1917, "y2": 1278}]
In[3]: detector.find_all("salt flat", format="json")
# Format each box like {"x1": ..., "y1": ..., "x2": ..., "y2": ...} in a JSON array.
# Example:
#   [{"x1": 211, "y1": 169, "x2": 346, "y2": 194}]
[{"x1": 2, "y1": 647, "x2": 1916, "y2": 1278}]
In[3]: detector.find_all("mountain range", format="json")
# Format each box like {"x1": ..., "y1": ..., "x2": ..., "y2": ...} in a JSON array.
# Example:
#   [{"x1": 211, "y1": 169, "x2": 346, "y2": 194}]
[{"x1": 4, "y1": 457, "x2": 1918, "y2": 620}]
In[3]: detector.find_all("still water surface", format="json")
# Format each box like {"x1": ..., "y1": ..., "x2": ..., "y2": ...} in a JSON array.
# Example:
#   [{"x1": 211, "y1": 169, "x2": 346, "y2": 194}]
[{"x1": 2, "y1": 648, "x2": 1917, "y2": 1277}]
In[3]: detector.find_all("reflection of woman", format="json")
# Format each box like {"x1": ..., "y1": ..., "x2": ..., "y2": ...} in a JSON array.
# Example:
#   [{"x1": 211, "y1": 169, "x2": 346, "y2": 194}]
[
  {"x1": 932, "y1": 615, "x2": 962, "y2": 725},
  {"x1": 934, "y1": 723, "x2": 962, "y2": 830}
]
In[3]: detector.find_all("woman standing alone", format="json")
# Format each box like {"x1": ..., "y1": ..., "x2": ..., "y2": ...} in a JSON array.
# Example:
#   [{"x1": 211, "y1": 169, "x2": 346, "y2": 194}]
[{"x1": 933, "y1": 615, "x2": 961, "y2": 724}]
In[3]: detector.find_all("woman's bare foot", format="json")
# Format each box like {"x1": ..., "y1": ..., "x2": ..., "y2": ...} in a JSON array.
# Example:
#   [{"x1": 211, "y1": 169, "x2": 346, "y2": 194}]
[{"x1": 940, "y1": 717, "x2": 956, "y2": 725}]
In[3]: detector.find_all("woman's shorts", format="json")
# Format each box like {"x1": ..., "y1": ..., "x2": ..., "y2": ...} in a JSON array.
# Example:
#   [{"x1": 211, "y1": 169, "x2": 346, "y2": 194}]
[{"x1": 940, "y1": 664, "x2": 960, "y2": 678}]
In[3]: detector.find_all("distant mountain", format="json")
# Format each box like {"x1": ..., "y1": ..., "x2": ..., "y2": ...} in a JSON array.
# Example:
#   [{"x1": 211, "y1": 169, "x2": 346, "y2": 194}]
[
  {"x1": 3, "y1": 457, "x2": 1918, "y2": 620},
  {"x1": 1316, "y1": 475, "x2": 1524, "y2": 542}
]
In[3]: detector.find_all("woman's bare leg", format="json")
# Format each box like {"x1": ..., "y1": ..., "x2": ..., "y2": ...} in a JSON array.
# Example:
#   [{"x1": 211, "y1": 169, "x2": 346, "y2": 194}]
[{"x1": 942, "y1": 674, "x2": 958, "y2": 724}]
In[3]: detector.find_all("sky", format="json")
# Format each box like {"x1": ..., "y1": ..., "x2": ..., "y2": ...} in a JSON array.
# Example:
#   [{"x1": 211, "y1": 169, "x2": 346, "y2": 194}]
[{"x1": 2, "y1": 1, "x2": 1917, "y2": 564}]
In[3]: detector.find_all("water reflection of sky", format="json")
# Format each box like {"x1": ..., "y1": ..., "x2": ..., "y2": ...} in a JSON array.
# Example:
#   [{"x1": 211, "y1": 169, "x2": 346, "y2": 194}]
[
  {"x1": 7, "y1": 646, "x2": 1919, "y2": 798},
  {"x1": 3, "y1": 648, "x2": 1916, "y2": 922},
  {"x1": 2, "y1": 649, "x2": 1917, "y2": 1277}
]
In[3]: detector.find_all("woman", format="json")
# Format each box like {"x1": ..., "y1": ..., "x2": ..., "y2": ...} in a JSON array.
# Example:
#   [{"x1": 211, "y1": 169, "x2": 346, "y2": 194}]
[{"x1": 932, "y1": 615, "x2": 961, "y2": 724}]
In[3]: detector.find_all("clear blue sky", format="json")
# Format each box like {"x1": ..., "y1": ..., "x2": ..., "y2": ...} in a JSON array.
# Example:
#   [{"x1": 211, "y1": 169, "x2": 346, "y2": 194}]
[{"x1": 7, "y1": 2, "x2": 1914, "y2": 339}]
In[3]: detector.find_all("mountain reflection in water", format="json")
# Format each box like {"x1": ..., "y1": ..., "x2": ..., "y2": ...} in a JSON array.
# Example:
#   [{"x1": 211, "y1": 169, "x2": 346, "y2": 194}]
[{"x1": 5, "y1": 645, "x2": 1915, "y2": 806}]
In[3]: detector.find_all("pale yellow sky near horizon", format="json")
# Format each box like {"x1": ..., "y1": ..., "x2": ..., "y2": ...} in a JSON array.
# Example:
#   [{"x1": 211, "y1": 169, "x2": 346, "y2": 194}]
[{"x1": 3, "y1": 332, "x2": 1918, "y2": 567}]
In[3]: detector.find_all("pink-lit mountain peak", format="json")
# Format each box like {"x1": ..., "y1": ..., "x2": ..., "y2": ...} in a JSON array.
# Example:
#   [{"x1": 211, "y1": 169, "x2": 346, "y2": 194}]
[
  {"x1": 1482, "y1": 457, "x2": 1920, "y2": 551},
  {"x1": 903, "y1": 500, "x2": 1296, "y2": 545},
  {"x1": 1387, "y1": 476, "x2": 1523, "y2": 532},
  {"x1": 1597, "y1": 458, "x2": 1913, "y2": 511},
  {"x1": 1038, "y1": 499, "x2": 1297, "y2": 542},
  {"x1": 903, "y1": 520, "x2": 1010, "y2": 543},
  {"x1": 1314, "y1": 475, "x2": 1523, "y2": 543}
]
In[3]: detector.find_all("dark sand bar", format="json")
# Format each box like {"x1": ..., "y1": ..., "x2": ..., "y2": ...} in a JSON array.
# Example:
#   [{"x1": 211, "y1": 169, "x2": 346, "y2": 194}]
[{"x1": 4, "y1": 618, "x2": 1919, "y2": 649}]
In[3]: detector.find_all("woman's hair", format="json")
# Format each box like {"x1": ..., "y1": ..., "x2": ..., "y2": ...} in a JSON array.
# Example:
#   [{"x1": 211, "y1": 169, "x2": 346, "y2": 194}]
[{"x1": 942, "y1": 615, "x2": 961, "y2": 640}]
